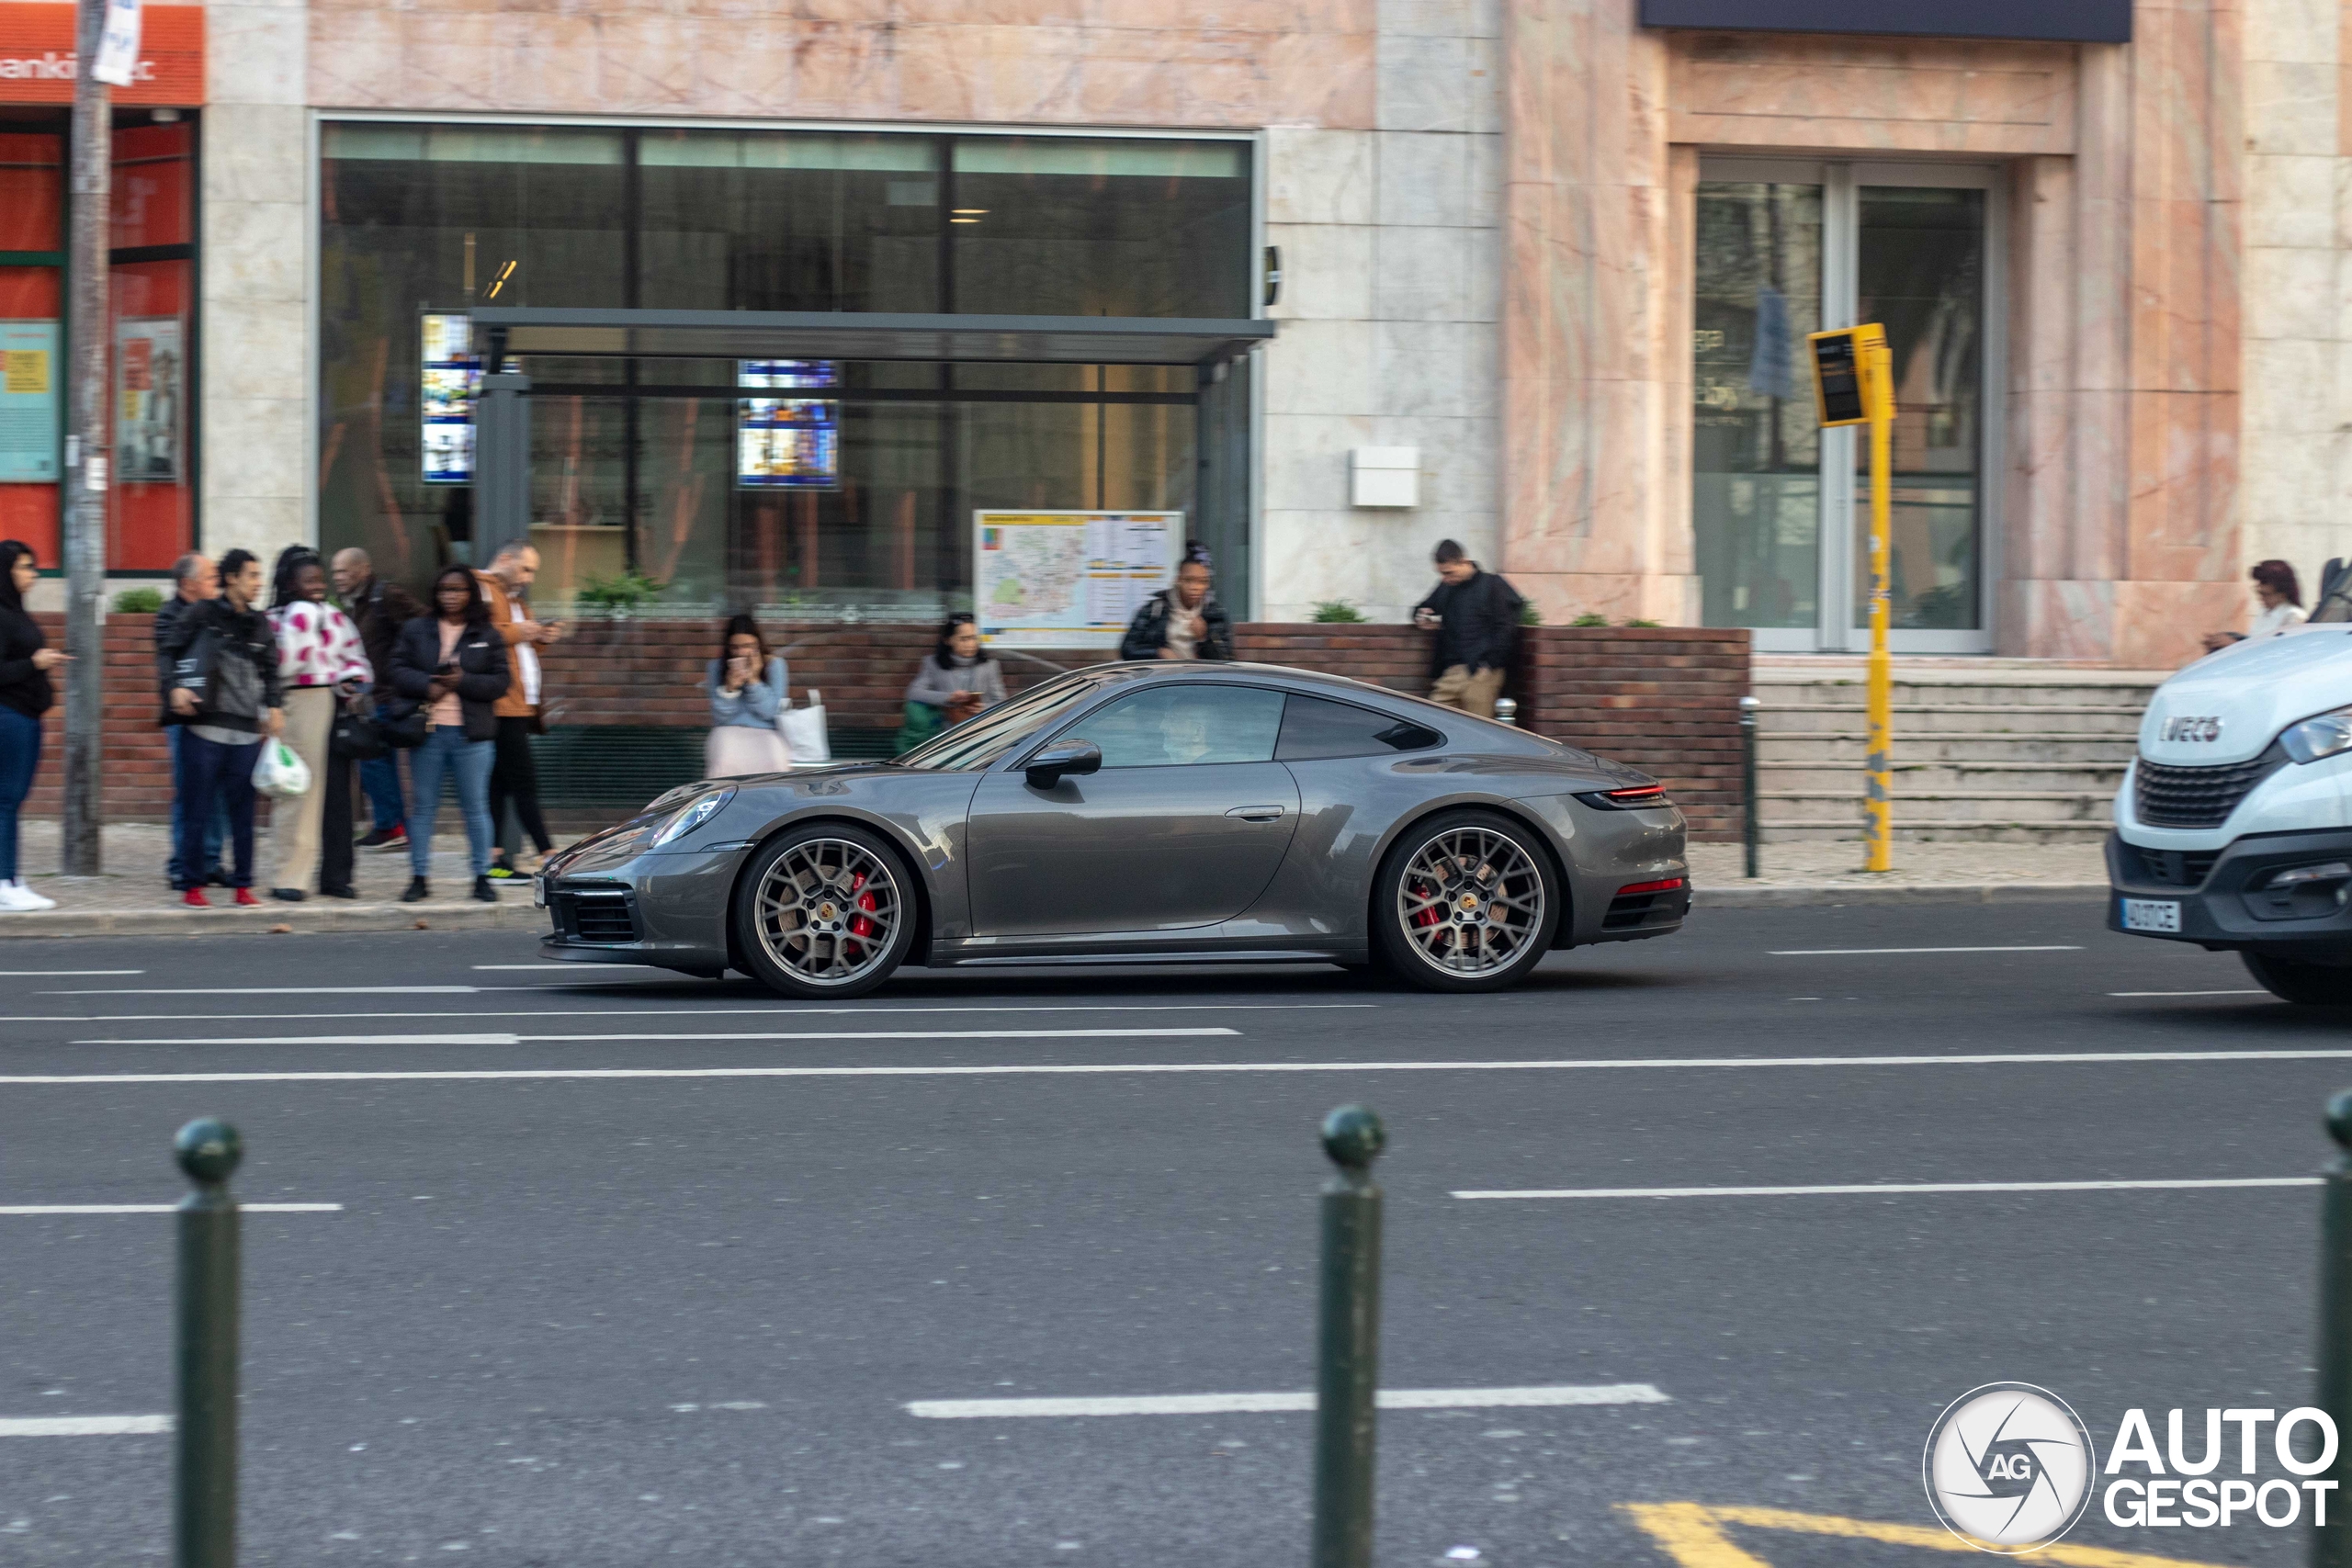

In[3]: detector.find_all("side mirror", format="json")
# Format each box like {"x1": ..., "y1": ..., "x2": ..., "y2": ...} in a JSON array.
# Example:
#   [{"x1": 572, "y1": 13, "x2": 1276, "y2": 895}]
[{"x1": 1024, "y1": 739, "x2": 1102, "y2": 791}]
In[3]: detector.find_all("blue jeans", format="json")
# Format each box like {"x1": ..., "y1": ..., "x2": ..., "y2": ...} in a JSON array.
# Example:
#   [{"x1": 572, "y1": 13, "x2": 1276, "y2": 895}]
[
  {"x1": 409, "y1": 725, "x2": 494, "y2": 878},
  {"x1": 166, "y1": 726, "x2": 231, "y2": 884},
  {"x1": 174, "y1": 731, "x2": 259, "y2": 890},
  {"x1": 0, "y1": 705, "x2": 40, "y2": 884},
  {"x1": 359, "y1": 702, "x2": 406, "y2": 831}
]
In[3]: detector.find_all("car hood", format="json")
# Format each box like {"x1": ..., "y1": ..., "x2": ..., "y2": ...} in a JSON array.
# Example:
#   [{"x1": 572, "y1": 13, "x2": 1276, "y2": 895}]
[{"x1": 2141, "y1": 626, "x2": 2352, "y2": 764}]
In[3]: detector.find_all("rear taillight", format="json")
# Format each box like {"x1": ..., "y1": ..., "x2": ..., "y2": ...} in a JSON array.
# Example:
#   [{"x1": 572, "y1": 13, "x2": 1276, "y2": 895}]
[
  {"x1": 1616, "y1": 876, "x2": 1686, "y2": 896},
  {"x1": 1575, "y1": 784, "x2": 1671, "y2": 809}
]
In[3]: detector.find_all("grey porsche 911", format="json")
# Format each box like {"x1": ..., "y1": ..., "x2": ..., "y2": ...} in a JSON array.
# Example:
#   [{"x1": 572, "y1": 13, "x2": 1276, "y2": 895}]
[{"x1": 536, "y1": 661, "x2": 1690, "y2": 996}]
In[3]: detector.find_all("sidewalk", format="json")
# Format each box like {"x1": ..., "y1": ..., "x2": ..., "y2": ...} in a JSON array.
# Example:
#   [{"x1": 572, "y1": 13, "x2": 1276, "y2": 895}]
[
  {"x1": 1687, "y1": 839, "x2": 2108, "y2": 906},
  {"x1": 2, "y1": 821, "x2": 561, "y2": 938}
]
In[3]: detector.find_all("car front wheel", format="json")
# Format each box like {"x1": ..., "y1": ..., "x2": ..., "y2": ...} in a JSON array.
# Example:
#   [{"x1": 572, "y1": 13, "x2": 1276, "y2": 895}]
[
  {"x1": 733, "y1": 824, "x2": 918, "y2": 999},
  {"x1": 1371, "y1": 809, "x2": 1560, "y2": 992},
  {"x1": 2244, "y1": 949, "x2": 2352, "y2": 1006}
]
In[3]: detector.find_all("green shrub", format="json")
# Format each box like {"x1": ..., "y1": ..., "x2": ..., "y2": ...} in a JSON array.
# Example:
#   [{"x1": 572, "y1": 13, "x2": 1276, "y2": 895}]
[
  {"x1": 1518, "y1": 599, "x2": 1543, "y2": 626},
  {"x1": 1569, "y1": 611, "x2": 1609, "y2": 627},
  {"x1": 112, "y1": 586, "x2": 164, "y2": 614},
  {"x1": 1623, "y1": 617, "x2": 1661, "y2": 627},
  {"x1": 575, "y1": 570, "x2": 667, "y2": 614},
  {"x1": 1312, "y1": 600, "x2": 1368, "y2": 624}
]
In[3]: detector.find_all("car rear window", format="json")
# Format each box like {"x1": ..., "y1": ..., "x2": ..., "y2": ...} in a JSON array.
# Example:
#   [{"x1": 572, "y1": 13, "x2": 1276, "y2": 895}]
[{"x1": 1276, "y1": 694, "x2": 1444, "y2": 760}]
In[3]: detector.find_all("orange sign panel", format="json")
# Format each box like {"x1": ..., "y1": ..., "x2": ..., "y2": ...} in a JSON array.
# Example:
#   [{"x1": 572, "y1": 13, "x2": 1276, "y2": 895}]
[{"x1": 0, "y1": 4, "x2": 204, "y2": 106}]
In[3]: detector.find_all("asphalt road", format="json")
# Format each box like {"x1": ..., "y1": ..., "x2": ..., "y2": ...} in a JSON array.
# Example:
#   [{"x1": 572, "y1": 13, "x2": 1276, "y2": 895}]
[{"x1": 1, "y1": 899, "x2": 2342, "y2": 1567}]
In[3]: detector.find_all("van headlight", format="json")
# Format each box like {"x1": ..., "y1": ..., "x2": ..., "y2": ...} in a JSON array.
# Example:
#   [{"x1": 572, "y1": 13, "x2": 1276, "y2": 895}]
[
  {"x1": 650, "y1": 786, "x2": 736, "y2": 848},
  {"x1": 2282, "y1": 706, "x2": 2352, "y2": 764}
]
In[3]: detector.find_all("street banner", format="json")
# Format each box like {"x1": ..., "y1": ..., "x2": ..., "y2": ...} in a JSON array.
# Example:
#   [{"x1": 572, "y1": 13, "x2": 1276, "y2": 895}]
[{"x1": 89, "y1": 0, "x2": 141, "y2": 86}]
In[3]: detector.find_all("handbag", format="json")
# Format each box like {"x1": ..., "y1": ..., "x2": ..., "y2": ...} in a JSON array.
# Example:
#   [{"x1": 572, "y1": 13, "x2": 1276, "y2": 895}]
[
  {"x1": 252, "y1": 737, "x2": 312, "y2": 798},
  {"x1": 776, "y1": 688, "x2": 830, "y2": 763},
  {"x1": 378, "y1": 698, "x2": 429, "y2": 750},
  {"x1": 329, "y1": 696, "x2": 388, "y2": 761},
  {"x1": 895, "y1": 699, "x2": 943, "y2": 755}
]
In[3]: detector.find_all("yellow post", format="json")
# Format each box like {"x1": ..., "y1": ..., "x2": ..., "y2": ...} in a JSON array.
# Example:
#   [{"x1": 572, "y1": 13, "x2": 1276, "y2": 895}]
[
  {"x1": 1805, "y1": 323, "x2": 1897, "y2": 872},
  {"x1": 1860, "y1": 326, "x2": 1894, "y2": 872}
]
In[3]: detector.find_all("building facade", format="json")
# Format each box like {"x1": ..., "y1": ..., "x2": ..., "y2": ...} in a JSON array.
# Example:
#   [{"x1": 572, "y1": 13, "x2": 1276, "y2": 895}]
[{"x1": 0, "y1": 0, "x2": 2340, "y2": 667}]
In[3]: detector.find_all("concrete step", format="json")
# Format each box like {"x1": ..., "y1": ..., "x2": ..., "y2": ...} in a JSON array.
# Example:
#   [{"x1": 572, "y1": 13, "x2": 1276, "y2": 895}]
[
  {"x1": 1758, "y1": 732, "x2": 2138, "y2": 765},
  {"x1": 1756, "y1": 676, "x2": 2161, "y2": 702},
  {"x1": 1761, "y1": 762, "x2": 2125, "y2": 794},
  {"x1": 1761, "y1": 789, "x2": 2113, "y2": 825},
  {"x1": 1758, "y1": 820, "x2": 2118, "y2": 844},
  {"x1": 1758, "y1": 704, "x2": 2147, "y2": 736}
]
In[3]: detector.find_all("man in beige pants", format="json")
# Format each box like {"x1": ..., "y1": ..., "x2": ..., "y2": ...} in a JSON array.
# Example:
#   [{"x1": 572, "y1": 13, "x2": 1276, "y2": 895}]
[{"x1": 1411, "y1": 538, "x2": 1523, "y2": 719}]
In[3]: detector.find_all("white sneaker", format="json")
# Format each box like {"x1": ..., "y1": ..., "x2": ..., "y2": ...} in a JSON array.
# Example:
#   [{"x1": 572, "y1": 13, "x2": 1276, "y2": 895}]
[{"x1": 0, "y1": 880, "x2": 53, "y2": 912}]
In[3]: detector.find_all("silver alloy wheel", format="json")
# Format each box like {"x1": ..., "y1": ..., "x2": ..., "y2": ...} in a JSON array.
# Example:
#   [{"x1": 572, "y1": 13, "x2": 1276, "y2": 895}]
[
  {"x1": 752, "y1": 837, "x2": 904, "y2": 987},
  {"x1": 1394, "y1": 824, "x2": 1544, "y2": 976}
]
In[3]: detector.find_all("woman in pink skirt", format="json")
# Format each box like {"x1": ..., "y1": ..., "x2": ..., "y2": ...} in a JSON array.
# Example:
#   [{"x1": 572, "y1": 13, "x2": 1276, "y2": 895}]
[{"x1": 703, "y1": 615, "x2": 793, "y2": 777}]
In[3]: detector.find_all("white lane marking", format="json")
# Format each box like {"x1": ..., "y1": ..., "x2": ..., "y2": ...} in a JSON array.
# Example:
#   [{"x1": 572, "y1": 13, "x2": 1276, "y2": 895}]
[
  {"x1": 907, "y1": 1383, "x2": 1670, "y2": 1419},
  {"x1": 42, "y1": 984, "x2": 658, "y2": 997},
  {"x1": 0, "y1": 970, "x2": 144, "y2": 976},
  {"x1": 0, "y1": 1416, "x2": 172, "y2": 1436},
  {"x1": 2110, "y1": 989, "x2": 2269, "y2": 998},
  {"x1": 1451, "y1": 1178, "x2": 2321, "y2": 1201},
  {"x1": 14, "y1": 1046, "x2": 2352, "y2": 1087},
  {"x1": 472, "y1": 964, "x2": 587, "y2": 970},
  {"x1": 0, "y1": 1203, "x2": 343, "y2": 1215},
  {"x1": 74, "y1": 1028, "x2": 1244, "y2": 1047},
  {"x1": 1, "y1": 1003, "x2": 1376, "y2": 1027},
  {"x1": 1768, "y1": 945, "x2": 2086, "y2": 956}
]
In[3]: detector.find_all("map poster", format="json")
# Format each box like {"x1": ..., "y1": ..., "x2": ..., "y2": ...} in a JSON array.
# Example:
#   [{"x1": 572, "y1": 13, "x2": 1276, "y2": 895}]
[
  {"x1": 974, "y1": 510, "x2": 1182, "y2": 649},
  {"x1": 0, "y1": 320, "x2": 61, "y2": 484},
  {"x1": 115, "y1": 316, "x2": 183, "y2": 483}
]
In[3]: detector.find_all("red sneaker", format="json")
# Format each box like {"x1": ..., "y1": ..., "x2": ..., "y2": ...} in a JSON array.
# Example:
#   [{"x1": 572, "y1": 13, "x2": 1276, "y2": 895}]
[
  {"x1": 181, "y1": 888, "x2": 210, "y2": 908},
  {"x1": 232, "y1": 887, "x2": 261, "y2": 908}
]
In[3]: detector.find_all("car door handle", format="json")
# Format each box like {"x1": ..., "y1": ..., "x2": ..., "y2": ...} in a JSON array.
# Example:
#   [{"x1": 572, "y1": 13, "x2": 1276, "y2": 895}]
[{"x1": 1226, "y1": 805, "x2": 1287, "y2": 821}]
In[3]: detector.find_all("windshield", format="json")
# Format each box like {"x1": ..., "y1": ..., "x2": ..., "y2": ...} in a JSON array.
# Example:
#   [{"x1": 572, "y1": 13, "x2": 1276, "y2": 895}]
[{"x1": 892, "y1": 667, "x2": 1140, "y2": 771}]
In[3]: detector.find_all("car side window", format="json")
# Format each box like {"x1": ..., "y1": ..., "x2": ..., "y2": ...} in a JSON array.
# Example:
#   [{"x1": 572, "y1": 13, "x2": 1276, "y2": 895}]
[
  {"x1": 1069, "y1": 685, "x2": 1286, "y2": 768},
  {"x1": 1276, "y1": 694, "x2": 1444, "y2": 760}
]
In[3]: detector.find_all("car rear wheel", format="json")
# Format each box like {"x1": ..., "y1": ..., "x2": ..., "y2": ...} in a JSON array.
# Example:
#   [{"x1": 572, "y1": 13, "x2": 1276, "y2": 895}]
[
  {"x1": 2244, "y1": 949, "x2": 2352, "y2": 1006},
  {"x1": 733, "y1": 824, "x2": 918, "y2": 999},
  {"x1": 1372, "y1": 809, "x2": 1560, "y2": 993}
]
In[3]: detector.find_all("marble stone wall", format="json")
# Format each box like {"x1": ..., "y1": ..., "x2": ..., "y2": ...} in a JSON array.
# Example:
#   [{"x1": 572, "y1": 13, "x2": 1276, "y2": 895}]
[
  {"x1": 202, "y1": 0, "x2": 310, "y2": 564},
  {"x1": 1258, "y1": 0, "x2": 1503, "y2": 623},
  {"x1": 2236, "y1": 0, "x2": 2352, "y2": 616}
]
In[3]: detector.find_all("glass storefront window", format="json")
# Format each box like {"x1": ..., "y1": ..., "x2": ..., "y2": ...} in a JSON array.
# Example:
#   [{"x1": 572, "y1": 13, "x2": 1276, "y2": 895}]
[
  {"x1": 1692, "y1": 181, "x2": 1824, "y2": 630},
  {"x1": 1853, "y1": 186, "x2": 1984, "y2": 632},
  {"x1": 319, "y1": 122, "x2": 1251, "y2": 617}
]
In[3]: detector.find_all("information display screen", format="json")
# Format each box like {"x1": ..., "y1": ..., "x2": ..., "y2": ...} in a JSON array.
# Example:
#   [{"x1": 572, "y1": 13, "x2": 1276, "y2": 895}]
[
  {"x1": 420, "y1": 312, "x2": 481, "y2": 485},
  {"x1": 737, "y1": 360, "x2": 840, "y2": 490}
]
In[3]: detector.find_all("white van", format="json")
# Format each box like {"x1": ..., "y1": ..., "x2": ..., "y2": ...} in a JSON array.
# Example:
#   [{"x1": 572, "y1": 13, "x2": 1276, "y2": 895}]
[{"x1": 2109, "y1": 626, "x2": 2352, "y2": 1002}]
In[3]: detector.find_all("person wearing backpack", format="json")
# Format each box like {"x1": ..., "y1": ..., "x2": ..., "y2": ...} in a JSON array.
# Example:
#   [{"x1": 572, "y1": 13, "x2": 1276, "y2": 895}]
[
  {"x1": 159, "y1": 547, "x2": 285, "y2": 908},
  {"x1": 1410, "y1": 539, "x2": 1523, "y2": 719}
]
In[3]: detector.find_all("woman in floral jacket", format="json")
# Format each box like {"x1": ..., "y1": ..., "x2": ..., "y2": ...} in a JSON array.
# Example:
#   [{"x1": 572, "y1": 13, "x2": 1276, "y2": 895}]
[{"x1": 266, "y1": 547, "x2": 372, "y2": 900}]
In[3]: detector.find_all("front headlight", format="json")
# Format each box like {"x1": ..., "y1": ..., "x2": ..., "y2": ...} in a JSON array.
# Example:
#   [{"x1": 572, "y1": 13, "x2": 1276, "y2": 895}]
[
  {"x1": 2282, "y1": 706, "x2": 2352, "y2": 764},
  {"x1": 650, "y1": 786, "x2": 736, "y2": 848}
]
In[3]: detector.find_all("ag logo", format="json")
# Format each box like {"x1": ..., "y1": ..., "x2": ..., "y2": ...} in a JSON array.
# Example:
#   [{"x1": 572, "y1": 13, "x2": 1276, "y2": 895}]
[{"x1": 1923, "y1": 1382, "x2": 2096, "y2": 1552}]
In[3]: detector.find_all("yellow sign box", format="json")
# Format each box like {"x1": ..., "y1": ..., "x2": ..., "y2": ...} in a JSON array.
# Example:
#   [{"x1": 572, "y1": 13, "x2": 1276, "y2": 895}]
[
  {"x1": 3, "y1": 349, "x2": 48, "y2": 396},
  {"x1": 1805, "y1": 323, "x2": 1893, "y2": 428}
]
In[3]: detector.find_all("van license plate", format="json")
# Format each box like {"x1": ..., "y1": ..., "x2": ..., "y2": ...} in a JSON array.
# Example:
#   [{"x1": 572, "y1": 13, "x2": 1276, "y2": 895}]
[{"x1": 2120, "y1": 897, "x2": 2181, "y2": 933}]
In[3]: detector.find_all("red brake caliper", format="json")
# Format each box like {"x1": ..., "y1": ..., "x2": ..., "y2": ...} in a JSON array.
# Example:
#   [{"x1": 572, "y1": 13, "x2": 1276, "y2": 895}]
[
  {"x1": 1409, "y1": 875, "x2": 1442, "y2": 928},
  {"x1": 848, "y1": 871, "x2": 879, "y2": 939}
]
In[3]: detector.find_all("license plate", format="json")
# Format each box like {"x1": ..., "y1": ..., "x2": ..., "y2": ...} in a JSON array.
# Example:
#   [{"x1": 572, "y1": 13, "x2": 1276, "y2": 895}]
[
  {"x1": 534, "y1": 878, "x2": 548, "y2": 909},
  {"x1": 2120, "y1": 897, "x2": 2181, "y2": 933}
]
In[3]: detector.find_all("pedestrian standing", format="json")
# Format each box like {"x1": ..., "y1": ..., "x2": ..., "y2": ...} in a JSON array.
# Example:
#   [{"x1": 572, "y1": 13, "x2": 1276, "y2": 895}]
[
  {"x1": 266, "y1": 548, "x2": 371, "y2": 901},
  {"x1": 898, "y1": 612, "x2": 1006, "y2": 751},
  {"x1": 333, "y1": 547, "x2": 421, "y2": 853},
  {"x1": 474, "y1": 540, "x2": 564, "y2": 879},
  {"x1": 391, "y1": 565, "x2": 509, "y2": 904},
  {"x1": 1411, "y1": 539, "x2": 1523, "y2": 719},
  {"x1": 155, "y1": 551, "x2": 228, "y2": 889},
  {"x1": 703, "y1": 615, "x2": 793, "y2": 777},
  {"x1": 0, "y1": 540, "x2": 67, "y2": 912},
  {"x1": 159, "y1": 547, "x2": 284, "y2": 908},
  {"x1": 1119, "y1": 543, "x2": 1231, "y2": 661}
]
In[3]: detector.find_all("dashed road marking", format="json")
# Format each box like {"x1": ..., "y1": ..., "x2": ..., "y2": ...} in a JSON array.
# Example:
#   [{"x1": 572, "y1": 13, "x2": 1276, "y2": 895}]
[
  {"x1": 0, "y1": 1416, "x2": 171, "y2": 1437},
  {"x1": 1622, "y1": 1502, "x2": 2231, "y2": 1568},
  {"x1": 1453, "y1": 1178, "x2": 2318, "y2": 1201},
  {"x1": 909, "y1": 1383, "x2": 1668, "y2": 1418},
  {"x1": 1769, "y1": 946, "x2": 2085, "y2": 956},
  {"x1": 0, "y1": 1203, "x2": 342, "y2": 1215},
  {"x1": 72, "y1": 1027, "x2": 1244, "y2": 1047}
]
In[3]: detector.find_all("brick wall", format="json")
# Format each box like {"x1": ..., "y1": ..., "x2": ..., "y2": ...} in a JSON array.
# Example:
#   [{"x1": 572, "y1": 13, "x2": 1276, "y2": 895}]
[{"x1": 21, "y1": 615, "x2": 1749, "y2": 840}]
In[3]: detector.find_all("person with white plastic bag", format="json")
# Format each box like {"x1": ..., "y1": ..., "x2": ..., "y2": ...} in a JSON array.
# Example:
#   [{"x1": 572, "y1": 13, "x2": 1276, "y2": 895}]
[
  {"x1": 702, "y1": 615, "x2": 792, "y2": 776},
  {"x1": 158, "y1": 547, "x2": 283, "y2": 908}
]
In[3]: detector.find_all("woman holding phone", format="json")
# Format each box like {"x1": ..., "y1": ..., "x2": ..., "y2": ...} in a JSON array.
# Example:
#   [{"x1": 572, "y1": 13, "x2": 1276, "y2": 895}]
[
  {"x1": 703, "y1": 615, "x2": 792, "y2": 776},
  {"x1": 897, "y1": 613, "x2": 1006, "y2": 751},
  {"x1": 390, "y1": 565, "x2": 510, "y2": 904}
]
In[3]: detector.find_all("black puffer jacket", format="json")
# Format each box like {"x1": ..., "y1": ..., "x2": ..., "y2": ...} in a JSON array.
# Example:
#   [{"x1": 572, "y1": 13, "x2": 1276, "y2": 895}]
[
  {"x1": 389, "y1": 616, "x2": 511, "y2": 743},
  {"x1": 1119, "y1": 589, "x2": 1232, "y2": 662}
]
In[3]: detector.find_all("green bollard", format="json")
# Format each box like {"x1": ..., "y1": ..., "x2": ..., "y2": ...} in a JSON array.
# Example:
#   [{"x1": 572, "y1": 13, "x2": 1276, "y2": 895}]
[
  {"x1": 175, "y1": 1118, "x2": 242, "y2": 1568},
  {"x1": 1312, "y1": 1105, "x2": 1385, "y2": 1568},
  {"x1": 2318, "y1": 1093, "x2": 2352, "y2": 1568}
]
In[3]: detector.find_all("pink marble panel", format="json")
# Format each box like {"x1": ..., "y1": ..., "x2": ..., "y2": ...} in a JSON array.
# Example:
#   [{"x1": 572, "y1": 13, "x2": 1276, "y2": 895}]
[
  {"x1": 1666, "y1": 33, "x2": 2075, "y2": 155},
  {"x1": 2112, "y1": 578, "x2": 2247, "y2": 669}
]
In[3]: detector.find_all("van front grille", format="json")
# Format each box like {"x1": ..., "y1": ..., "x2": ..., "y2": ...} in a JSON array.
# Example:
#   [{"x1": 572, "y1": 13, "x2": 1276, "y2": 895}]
[{"x1": 2133, "y1": 747, "x2": 2288, "y2": 829}]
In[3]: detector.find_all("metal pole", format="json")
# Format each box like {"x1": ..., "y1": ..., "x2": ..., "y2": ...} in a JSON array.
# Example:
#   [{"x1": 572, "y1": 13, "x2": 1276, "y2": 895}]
[
  {"x1": 1739, "y1": 694, "x2": 1760, "y2": 879},
  {"x1": 2314, "y1": 1091, "x2": 2352, "y2": 1568},
  {"x1": 175, "y1": 1118, "x2": 241, "y2": 1568},
  {"x1": 1312, "y1": 1105, "x2": 1385, "y2": 1568},
  {"x1": 62, "y1": 0, "x2": 111, "y2": 876},
  {"x1": 1863, "y1": 334, "x2": 1894, "y2": 874}
]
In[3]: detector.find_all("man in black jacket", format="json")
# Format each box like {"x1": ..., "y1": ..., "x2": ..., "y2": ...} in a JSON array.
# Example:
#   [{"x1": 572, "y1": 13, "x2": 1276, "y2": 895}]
[
  {"x1": 160, "y1": 547, "x2": 283, "y2": 906},
  {"x1": 154, "y1": 552, "x2": 229, "y2": 889},
  {"x1": 1119, "y1": 546, "x2": 1232, "y2": 662},
  {"x1": 332, "y1": 547, "x2": 422, "y2": 852},
  {"x1": 1411, "y1": 539, "x2": 1522, "y2": 718}
]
